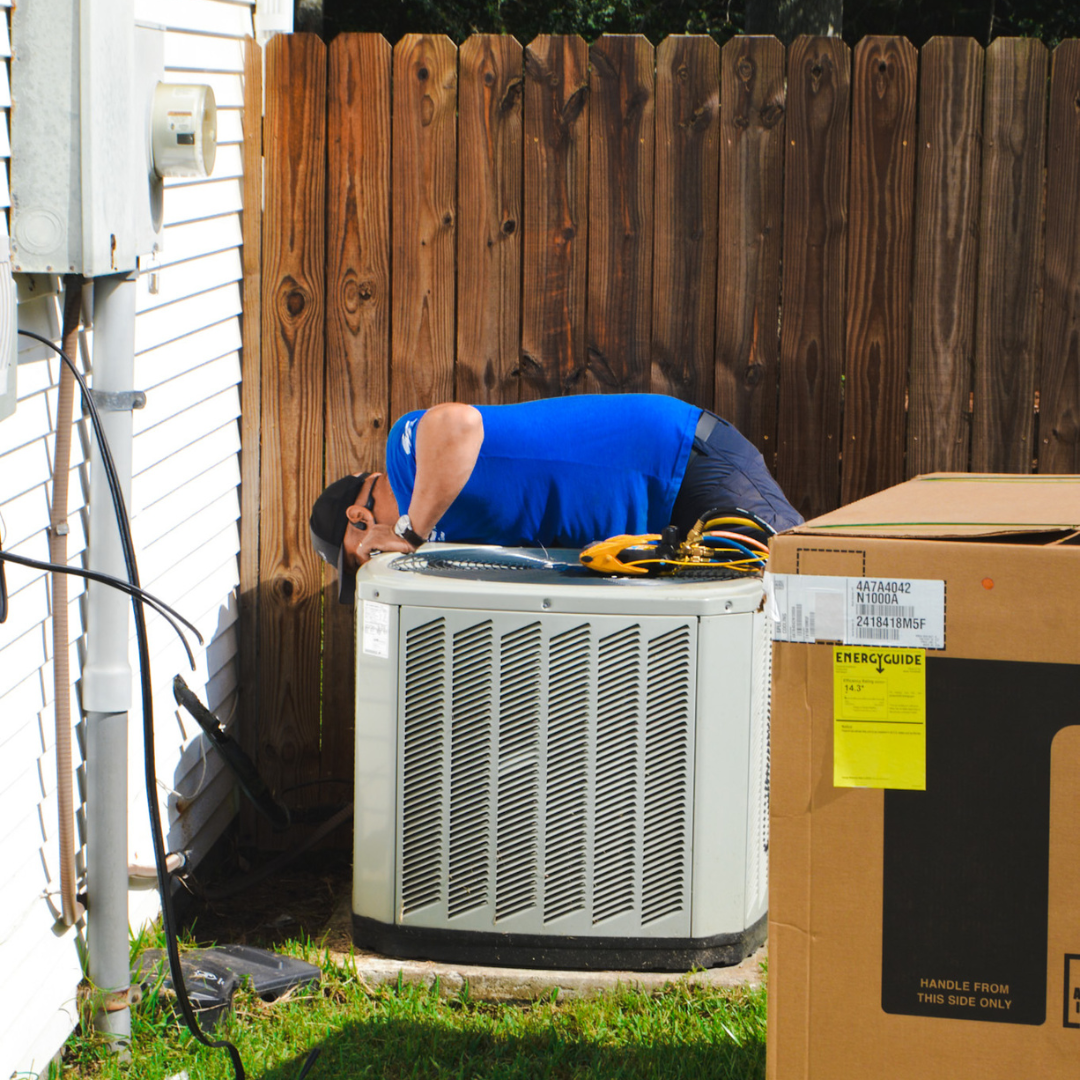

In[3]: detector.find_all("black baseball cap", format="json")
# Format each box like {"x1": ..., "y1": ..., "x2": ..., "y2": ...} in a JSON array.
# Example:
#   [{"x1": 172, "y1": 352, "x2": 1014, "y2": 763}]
[{"x1": 310, "y1": 472, "x2": 372, "y2": 604}]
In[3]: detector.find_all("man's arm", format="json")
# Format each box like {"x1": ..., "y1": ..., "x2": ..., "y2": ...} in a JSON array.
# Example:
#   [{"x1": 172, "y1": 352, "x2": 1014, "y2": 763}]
[
  {"x1": 354, "y1": 403, "x2": 483, "y2": 564},
  {"x1": 406, "y1": 402, "x2": 484, "y2": 537}
]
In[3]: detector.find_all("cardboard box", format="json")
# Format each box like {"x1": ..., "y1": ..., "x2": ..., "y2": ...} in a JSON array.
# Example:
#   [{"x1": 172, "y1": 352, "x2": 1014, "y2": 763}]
[{"x1": 766, "y1": 474, "x2": 1080, "y2": 1079}]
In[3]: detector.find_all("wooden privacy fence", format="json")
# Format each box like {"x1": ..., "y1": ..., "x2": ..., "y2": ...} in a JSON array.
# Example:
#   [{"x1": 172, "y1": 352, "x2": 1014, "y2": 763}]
[{"x1": 239, "y1": 32, "x2": 1080, "y2": 843}]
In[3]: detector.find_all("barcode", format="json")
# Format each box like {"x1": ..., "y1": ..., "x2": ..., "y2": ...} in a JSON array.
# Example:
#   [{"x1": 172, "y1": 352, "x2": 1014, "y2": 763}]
[
  {"x1": 854, "y1": 604, "x2": 916, "y2": 618},
  {"x1": 852, "y1": 626, "x2": 901, "y2": 641}
]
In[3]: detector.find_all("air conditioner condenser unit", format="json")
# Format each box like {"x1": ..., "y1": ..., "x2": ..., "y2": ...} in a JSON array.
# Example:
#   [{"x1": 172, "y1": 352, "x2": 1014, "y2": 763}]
[{"x1": 352, "y1": 546, "x2": 771, "y2": 971}]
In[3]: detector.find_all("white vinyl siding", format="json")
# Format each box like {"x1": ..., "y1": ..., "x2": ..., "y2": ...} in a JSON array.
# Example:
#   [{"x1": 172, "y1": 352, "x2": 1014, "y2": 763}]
[{"x1": 0, "y1": 2, "x2": 257, "y2": 1075}]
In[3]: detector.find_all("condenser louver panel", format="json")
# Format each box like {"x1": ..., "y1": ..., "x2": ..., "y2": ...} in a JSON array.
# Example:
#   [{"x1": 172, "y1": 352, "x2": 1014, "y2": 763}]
[
  {"x1": 495, "y1": 621, "x2": 542, "y2": 922},
  {"x1": 400, "y1": 618, "x2": 447, "y2": 916},
  {"x1": 352, "y1": 545, "x2": 770, "y2": 971},
  {"x1": 396, "y1": 608, "x2": 697, "y2": 940},
  {"x1": 446, "y1": 620, "x2": 493, "y2": 919},
  {"x1": 642, "y1": 626, "x2": 694, "y2": 925},
  {"x1": 544, "y1": 624, "x2": 590, "y2": 923}
]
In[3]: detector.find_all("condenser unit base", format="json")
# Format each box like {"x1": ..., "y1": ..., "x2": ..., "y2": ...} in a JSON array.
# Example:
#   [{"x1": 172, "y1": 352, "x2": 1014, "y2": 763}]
[{"x1": 352, "y1": 912, "x2": 768, "y2": 972}]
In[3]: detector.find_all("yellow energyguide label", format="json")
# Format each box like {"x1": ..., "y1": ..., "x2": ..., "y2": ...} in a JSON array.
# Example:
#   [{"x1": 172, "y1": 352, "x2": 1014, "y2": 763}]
[{"x1": 832, "y1": 646, "x2": 926, "y2": 789}]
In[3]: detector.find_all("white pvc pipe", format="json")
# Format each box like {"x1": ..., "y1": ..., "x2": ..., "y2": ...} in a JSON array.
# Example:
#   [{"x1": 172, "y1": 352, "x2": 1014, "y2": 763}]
[{"x1": 83, "y1": 272, "x2": 136, "y2": 1047}]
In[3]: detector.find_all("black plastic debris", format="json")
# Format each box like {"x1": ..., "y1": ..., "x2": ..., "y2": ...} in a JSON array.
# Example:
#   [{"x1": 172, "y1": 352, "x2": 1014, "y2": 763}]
[
  {"x1": 173, "y1": 676, "x2": 292, "y2": 831},
  {"x1": 132, "y1": 944, "x2": 322, "y2": 1029}
]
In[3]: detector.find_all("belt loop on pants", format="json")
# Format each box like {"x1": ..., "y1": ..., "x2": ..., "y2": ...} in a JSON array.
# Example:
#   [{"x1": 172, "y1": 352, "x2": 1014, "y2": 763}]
[{"x1": 691, "y1": 410, "x2": 721, "y2": 455}]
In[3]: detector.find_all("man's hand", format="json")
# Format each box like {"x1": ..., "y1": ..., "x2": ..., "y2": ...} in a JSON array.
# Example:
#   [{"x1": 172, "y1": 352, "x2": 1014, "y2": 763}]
[
  {"x1": 343, "y1": 491, "x2": 415, "y2": 569},
  {"x1": 354, "y1": 521, "x2": 415, "y2": 566}
]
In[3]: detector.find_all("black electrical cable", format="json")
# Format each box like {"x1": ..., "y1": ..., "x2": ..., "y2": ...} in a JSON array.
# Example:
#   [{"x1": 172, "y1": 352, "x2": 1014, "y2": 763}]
[
  {"x1": 18, "y1": 331, "x2": 255, "y2": 1079},
  {"x1": 173, "y1": 676, "x2": 291, "y2": 831},
  {"x1": 0, "y1": 549, "x2": 203, "y2": 668},
  {"x1": 0, "y1": 532, "x2": 8, "y2": 624}
]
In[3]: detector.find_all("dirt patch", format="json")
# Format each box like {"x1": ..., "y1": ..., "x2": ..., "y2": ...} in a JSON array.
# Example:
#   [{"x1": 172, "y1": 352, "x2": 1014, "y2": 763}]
[{"x1": 177, "y1": 843, "x2": 353, "y2": 952}]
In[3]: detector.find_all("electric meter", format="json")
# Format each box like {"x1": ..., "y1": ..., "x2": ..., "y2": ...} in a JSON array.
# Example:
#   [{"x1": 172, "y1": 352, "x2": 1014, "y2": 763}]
[{"x1": 151, "y1": 84, "x2": 217, "y2": 179}]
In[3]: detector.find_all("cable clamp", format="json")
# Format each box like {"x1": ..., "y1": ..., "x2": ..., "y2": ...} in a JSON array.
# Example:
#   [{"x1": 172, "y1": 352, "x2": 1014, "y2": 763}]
[
  {"x1": 89, "y1": 389, "x2": 146, "y2": 412},
  {"x1": 77, "y1": 982, "x2": 140, "y2": 1014},
  {"x1": 51, "y1": 522, "x2": 70, "y2": 536},
  {"x1": 106, "y1": 986, "x2": 141, "y2": 1011}
]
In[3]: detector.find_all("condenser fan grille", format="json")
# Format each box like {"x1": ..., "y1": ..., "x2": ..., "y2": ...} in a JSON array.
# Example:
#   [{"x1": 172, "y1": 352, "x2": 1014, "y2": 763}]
[
  {"x1": 392, "y1": 550, "x2": 577, "y2": 575},
  {"x1": 390, "y1": 550, "x2": 754, "y2": 583}
]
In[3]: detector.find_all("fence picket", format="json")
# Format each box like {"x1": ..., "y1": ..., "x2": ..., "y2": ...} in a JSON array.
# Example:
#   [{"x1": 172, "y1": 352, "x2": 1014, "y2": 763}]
[
  {"x1": 715, "y1": 35, "x2": 786, "y2": 463},
  {"x1": 776, "y1": 35, "x2": 851, "y2": 521},
  {"x1": 907, "y1": 37, "x2": 983, "y2": 477},
  {"x1": 520, "y1": 35, "x2": 589, "y2": 398},
  {"x1": 391, "y1": 34, "x2": 458, "y2": 418},
  {"x1": 650, "y1": 35, "x2": 720, "y2": 408},
  {"x1": 238, "y1": 36, "x2": 262, "y2": 840},
  {"x1": 585, "y1": 34, "x2": 655, "y2": 394},
  {"x1": 1038, "y1": 40, "x2": 1080, "y2": 473},
  {"x1": 322, "y1": 33, "x2": 392, "y2": 791},
  {"x1": 327, "y1": 34, "x2": 392, "y2": 477},
  {"x1": 972, "y1": 37, "x2": 1048, "y2": 473},
  {"x1": 841, "y1": 36, "x2": 917, "y2": 504},
  {"x1": 456, "y1": 35, "x2": 524, "y2": 405},
  {"x1": 258, "y1": 33, "x2": 327, "y2": 838}
]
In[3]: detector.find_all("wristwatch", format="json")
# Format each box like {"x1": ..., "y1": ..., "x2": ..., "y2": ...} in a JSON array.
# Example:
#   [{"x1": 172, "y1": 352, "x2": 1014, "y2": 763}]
[{"x1": 393, "y1": 514, "x2": 425, "y2": 550}]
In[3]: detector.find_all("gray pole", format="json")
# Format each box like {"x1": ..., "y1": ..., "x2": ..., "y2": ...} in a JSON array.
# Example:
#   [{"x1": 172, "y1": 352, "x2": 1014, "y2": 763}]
[{"x1": 83, "y1": 272, "x2": 138, "y2": 1051}]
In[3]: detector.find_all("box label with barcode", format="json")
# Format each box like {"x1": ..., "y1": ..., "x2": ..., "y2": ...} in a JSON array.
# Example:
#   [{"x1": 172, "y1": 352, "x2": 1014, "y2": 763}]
[{"x1": 767, "y1": 574, "x2": 945, "y2": 649}]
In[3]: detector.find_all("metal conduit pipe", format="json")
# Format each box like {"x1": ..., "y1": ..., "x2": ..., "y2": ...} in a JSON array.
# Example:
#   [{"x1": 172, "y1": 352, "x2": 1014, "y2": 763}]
[
  {"x1": 49, "y1": 277, "x2": 85, "y2": 929},
  {"x1": 83, "y1": 272, "x2": 137, "y2": 1047}
]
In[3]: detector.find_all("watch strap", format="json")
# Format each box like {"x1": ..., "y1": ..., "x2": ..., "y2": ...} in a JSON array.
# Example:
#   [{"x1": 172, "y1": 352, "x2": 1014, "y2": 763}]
[{"x1": 394, "y1": 515, "x2": 425, "y2": 549}]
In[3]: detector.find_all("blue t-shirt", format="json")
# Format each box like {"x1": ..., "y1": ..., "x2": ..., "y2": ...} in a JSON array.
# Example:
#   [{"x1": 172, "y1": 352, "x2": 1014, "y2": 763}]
[{"x1": 386, "y1": 395, "x2": 699, "y2": 547}]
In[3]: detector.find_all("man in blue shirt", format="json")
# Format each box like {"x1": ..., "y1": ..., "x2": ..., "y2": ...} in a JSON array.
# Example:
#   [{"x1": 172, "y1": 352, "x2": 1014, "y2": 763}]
[{"x1": 310, "y1": 394, "x2": 801, "y2": 603}]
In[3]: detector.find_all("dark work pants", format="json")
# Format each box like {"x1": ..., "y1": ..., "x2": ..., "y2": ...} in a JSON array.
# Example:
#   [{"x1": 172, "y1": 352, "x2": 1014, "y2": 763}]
[{"x1": 669, "y1": 411, "x2": 803, "y2": 537}]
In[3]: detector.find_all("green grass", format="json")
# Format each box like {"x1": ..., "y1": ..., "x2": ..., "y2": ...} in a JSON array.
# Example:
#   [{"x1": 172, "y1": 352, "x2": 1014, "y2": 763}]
[{"x1": 56, "y1": 936, "x2": 767, "y2": 1080}]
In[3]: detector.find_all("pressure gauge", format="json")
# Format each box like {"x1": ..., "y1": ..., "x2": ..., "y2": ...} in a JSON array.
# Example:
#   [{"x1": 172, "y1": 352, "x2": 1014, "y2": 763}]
[{"x1": 151, "y1": 83, "x2": 217, "y2": 179}]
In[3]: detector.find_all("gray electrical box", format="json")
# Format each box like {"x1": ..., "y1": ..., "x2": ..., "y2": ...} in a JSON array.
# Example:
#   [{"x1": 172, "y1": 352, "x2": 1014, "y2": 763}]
[
  {"x1": 0, "y1": 262, "x2": 16, "y2": 422},
  {"x1": 9, "y1": 1, "x2": 165, "y2": 275}
]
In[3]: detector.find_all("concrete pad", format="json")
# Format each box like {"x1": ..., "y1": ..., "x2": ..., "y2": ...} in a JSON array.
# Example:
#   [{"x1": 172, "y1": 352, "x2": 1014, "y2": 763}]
[{"x1": 321, "y1": 894, "x2": 766, "y2": 1002}]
